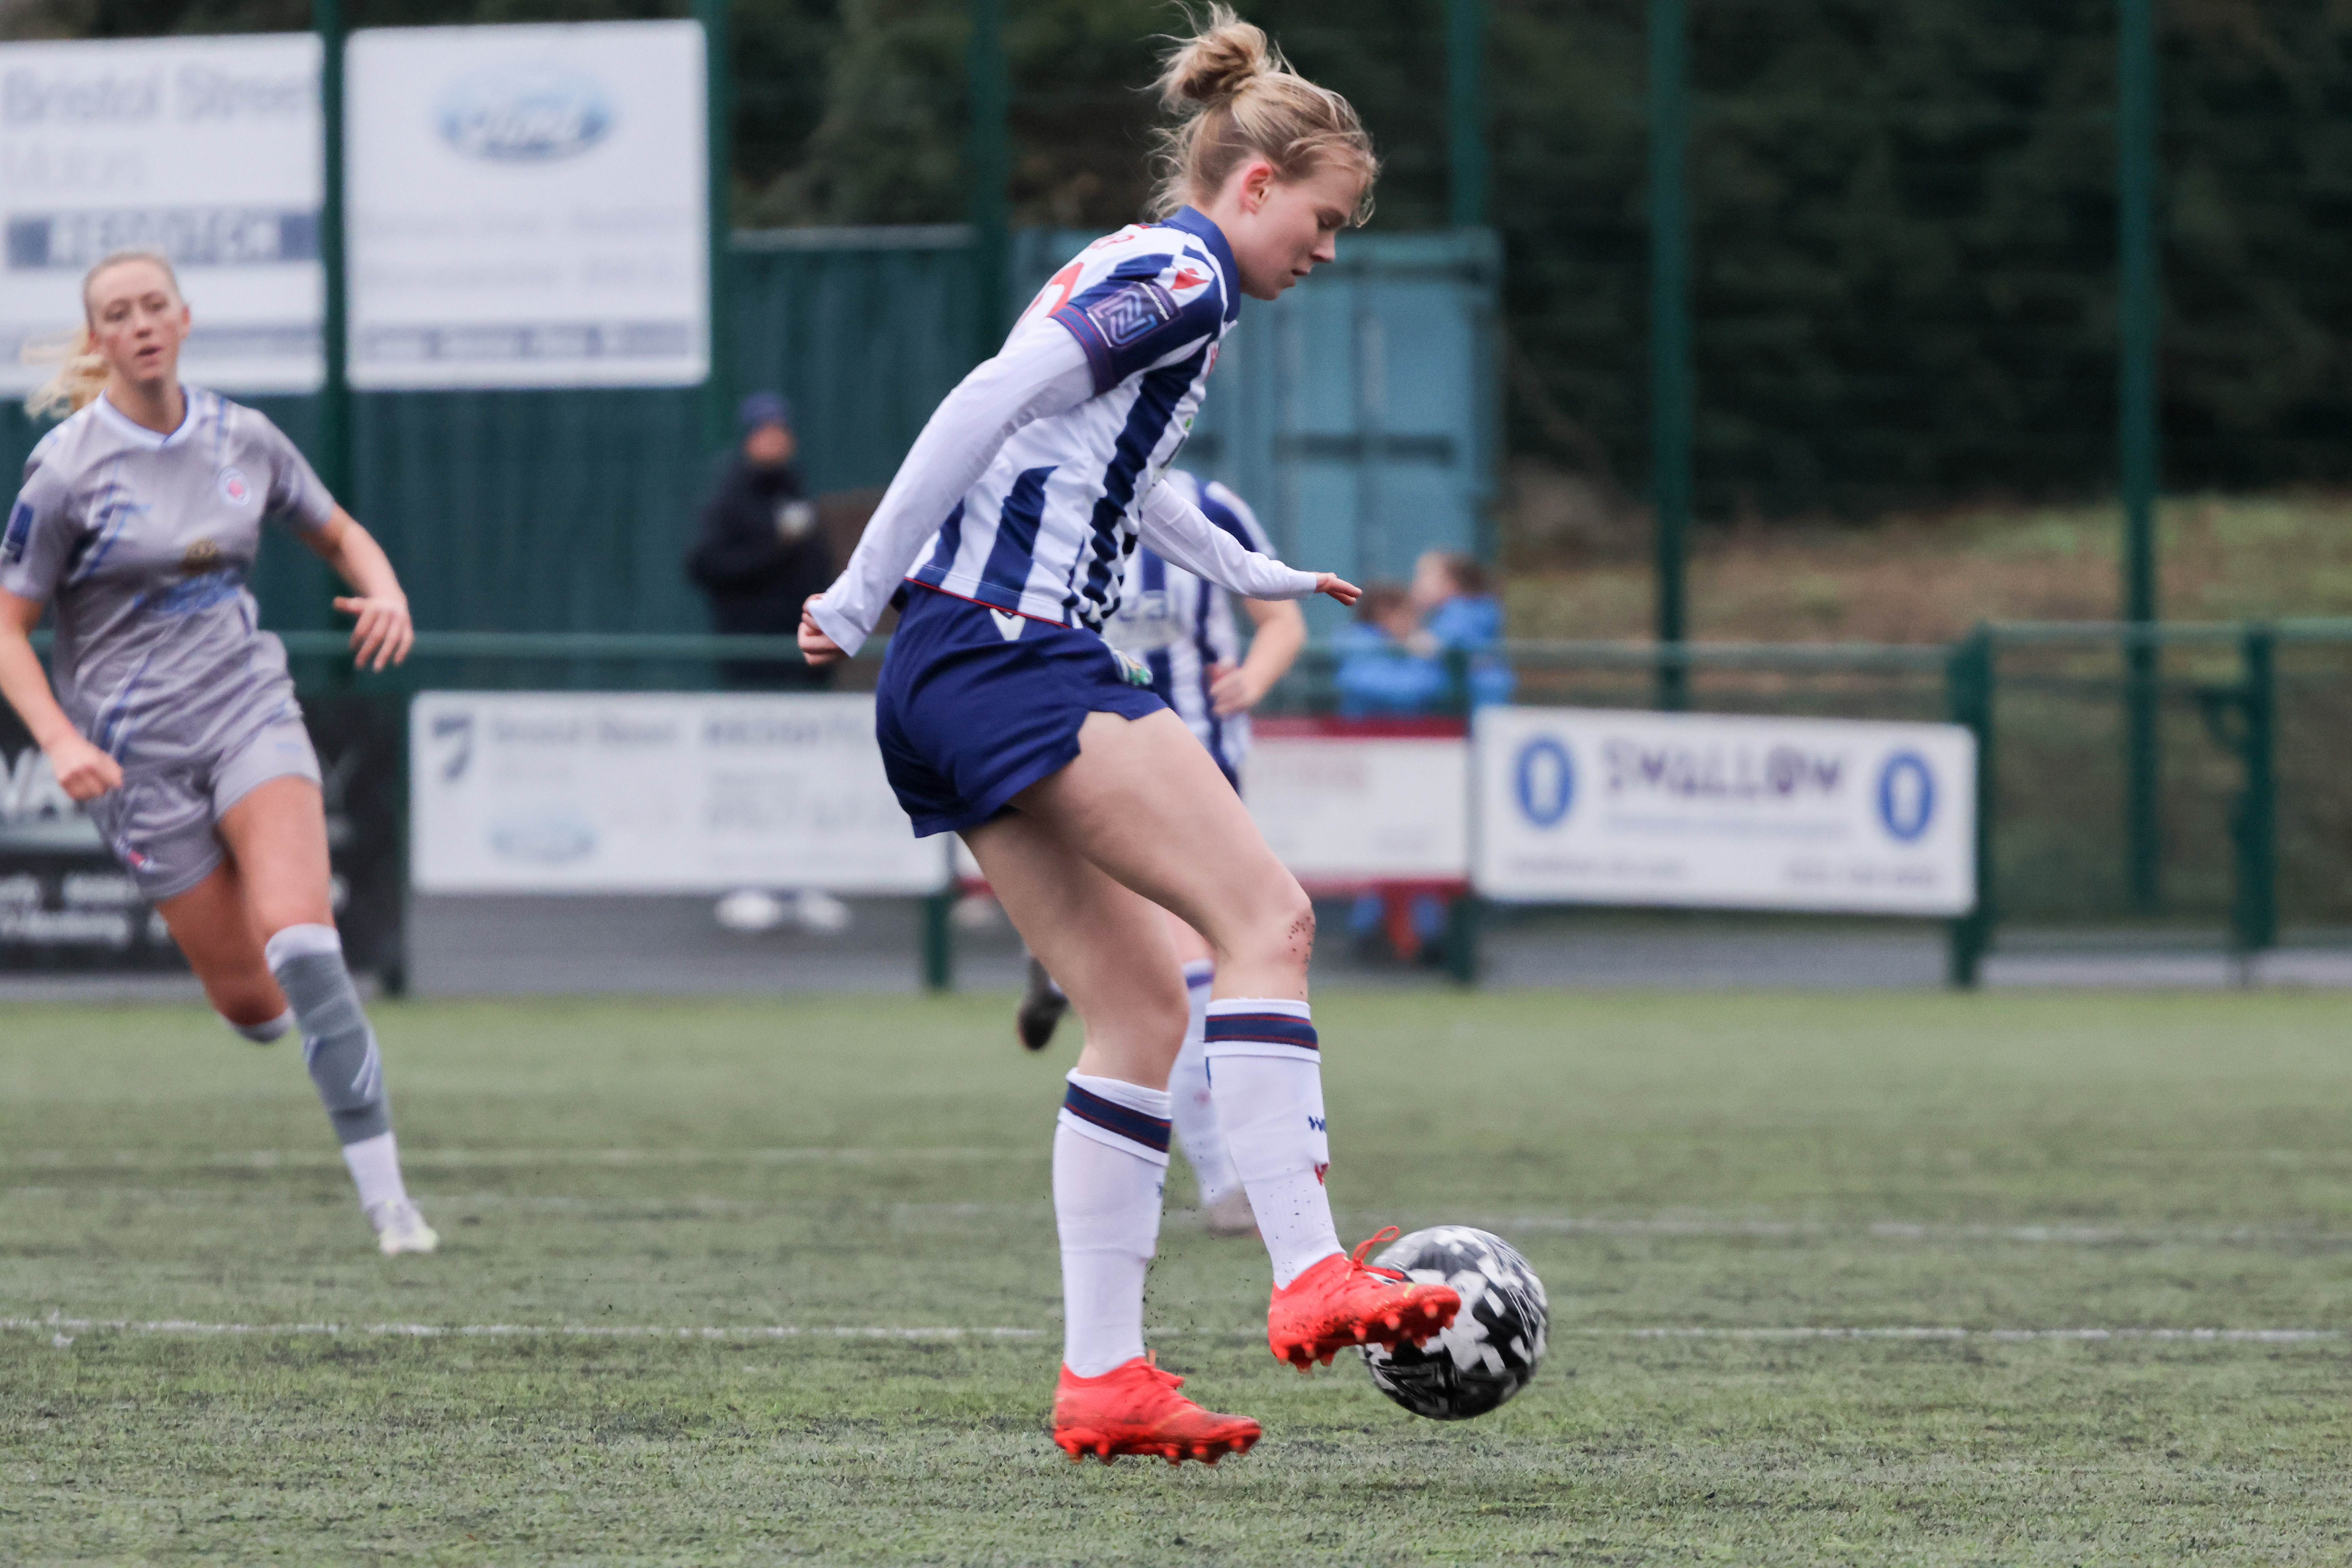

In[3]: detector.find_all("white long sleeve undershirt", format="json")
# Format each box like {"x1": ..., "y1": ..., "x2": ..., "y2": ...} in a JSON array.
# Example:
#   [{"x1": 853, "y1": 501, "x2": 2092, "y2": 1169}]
[
  {"x1": 1136, "y1": 476, "x2": 1319, "y2": 603},
  {"x1": 806, "y1": 321, "x2": 1317, "y2": 657}
]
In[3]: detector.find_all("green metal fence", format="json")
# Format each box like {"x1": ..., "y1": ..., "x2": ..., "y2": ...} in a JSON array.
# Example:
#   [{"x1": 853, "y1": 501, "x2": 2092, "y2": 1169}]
[{"x1": 229, "y1": 615, "x2": 2350, "y2": 991}]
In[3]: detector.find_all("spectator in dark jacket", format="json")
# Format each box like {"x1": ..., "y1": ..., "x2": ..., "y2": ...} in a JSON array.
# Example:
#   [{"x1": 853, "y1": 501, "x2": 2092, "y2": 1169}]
[{"x1": 686, "y1": 392, "x2": 832, "y2": 690}]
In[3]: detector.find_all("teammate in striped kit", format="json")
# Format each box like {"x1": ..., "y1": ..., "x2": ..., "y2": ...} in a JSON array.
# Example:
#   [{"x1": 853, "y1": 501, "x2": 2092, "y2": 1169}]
[
  {"x1": 0, "y1": 250, "x2": 435, "y2": 1256},
  {"x1": 800, "y1": 10, "x2": 1459, "y2": 1465},
  {"x1": 1020, "y1": 468, "x2": 1307, "y2": 1241}
]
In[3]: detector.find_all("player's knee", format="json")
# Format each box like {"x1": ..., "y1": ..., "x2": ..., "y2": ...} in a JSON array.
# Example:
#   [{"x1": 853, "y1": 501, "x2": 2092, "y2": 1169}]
[
  {"x1": 208, "y1": 977, "x2": 289, "y2": 1032},
  {"x1": 1228, "y1": 885, "x2": 1315, "y2": 977}
]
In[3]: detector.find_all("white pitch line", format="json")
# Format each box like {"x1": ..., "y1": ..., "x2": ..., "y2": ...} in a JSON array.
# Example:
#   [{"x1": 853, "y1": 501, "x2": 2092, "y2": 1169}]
[
  {"x1": 3, "y1": 1316, "x2": 2334, "y2": 1345},
  {"x1": 1474, "y1": 1214, "x2": 2352, "y2": 1247},
  {"x1": 1, "y1": 1147, "x2": 1035, "y2": 1170},
  {"x1": 2, "y1": 1316, "x2": 1044, "y2": 1341},
  {"x1": 1561, "y1": 1326, "x2": 2340, "y2": 1343}
]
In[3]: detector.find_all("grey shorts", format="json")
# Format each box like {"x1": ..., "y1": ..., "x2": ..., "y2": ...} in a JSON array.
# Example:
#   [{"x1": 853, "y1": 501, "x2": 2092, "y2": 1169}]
[{"x1": 88, "y1": 719, "x2": 323, "y2": 902}]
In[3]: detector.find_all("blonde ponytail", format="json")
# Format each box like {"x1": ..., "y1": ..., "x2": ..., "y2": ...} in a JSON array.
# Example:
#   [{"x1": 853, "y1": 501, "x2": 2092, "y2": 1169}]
[
  {"x1": 23, "y1": 325, "x2": 109, "y2": 420},
  {"x1": 22, "y1": 248, "x2": 185, "y2": 420},
  {"x1": 1150, "y1": 6, "x2": 1378, "y2": 222}
]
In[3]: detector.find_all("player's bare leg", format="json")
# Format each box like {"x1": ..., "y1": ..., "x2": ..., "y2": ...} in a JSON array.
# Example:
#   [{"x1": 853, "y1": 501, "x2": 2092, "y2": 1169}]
[
  {"x1": 968, "y1": 811, "x2": 1260, "y2": 1462},
  {"x1": 1007, "y1": 711, "x2": 1458, "y2": 1370},
  {"x1": 154, "y1": 856, "x2": 286, "y2": 1035},
  {"x1": 183, "y1": 779, "x2": 433, "y2": 1253}
]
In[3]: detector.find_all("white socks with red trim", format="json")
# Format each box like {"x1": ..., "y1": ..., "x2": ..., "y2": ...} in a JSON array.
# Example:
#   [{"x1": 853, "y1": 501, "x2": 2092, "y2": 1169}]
[
  {"x1": 1053, "y1": 1071, "x2": 1171, "y2": 1376},
  {"x1": 1203, "y1": 998, "x2": 1342, "y2": 1288},
  {"x1": 1167, "y1": 960, "x2": 1242, "y2": 1209}
]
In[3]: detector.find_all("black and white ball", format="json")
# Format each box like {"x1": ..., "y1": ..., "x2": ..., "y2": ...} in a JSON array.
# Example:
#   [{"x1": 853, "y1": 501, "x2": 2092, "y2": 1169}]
[{"x1": 1360, "y1": 1226, "x2": 1547, "y2": 1420}]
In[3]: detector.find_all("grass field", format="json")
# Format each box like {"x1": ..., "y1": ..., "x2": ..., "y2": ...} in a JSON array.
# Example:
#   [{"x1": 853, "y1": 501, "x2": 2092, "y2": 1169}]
[{"x1": 7, "y1": 989, "x2": 2352, "y2": 1565}]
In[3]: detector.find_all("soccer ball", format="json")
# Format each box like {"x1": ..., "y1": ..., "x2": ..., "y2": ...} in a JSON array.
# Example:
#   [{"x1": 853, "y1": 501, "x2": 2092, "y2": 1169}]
[{"x1": 1359, "y1": 1226, "x2": 1547, "y2": 1420}]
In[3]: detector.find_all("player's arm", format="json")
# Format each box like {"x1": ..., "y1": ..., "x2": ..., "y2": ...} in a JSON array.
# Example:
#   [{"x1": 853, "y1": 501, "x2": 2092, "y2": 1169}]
[
  {"x1": 302, "y1": 508, "x2": 413, "y2": 671},
  {"x1": 0, "y1": 589, "x2": 120, "y2": 801},
  {"x1": 1209, "y1": 596, "x2": 1308, "y2": 716},
  {"x1": 801, "y1": 327, "x2": 1097, "y2": 664},
  {"x1": 1136, "y1": 482, "x2": 1358, "y2": 608}
]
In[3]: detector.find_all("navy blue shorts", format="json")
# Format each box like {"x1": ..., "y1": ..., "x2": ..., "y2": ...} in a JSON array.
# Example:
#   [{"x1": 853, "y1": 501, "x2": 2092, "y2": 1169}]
[{"x1": 876, "y1": 584, "x2": 1168, "y2": 837}]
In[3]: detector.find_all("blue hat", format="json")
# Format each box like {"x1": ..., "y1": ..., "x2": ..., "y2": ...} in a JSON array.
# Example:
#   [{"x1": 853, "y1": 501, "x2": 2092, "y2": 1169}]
[{"x1": 738, "y1": 391, "x2": 792, "y2": 431}]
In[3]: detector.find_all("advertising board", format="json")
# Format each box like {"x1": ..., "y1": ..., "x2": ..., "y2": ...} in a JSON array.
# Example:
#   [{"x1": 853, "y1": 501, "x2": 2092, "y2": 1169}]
[
  {"x1": 0, "y1": 34, "x2": 323, "y2": 395},
  {"x1": 0, "y1": 696, "x2": 403, "y2": 975},
  {"x1": 345, "y1": 21, "x2": 707, "y2": 389},
  {"x1": 1473, "y1": 707, "x2": 1976, "y2": 915},
  {"x1": 409, "y1": 692, "x2": 945, "y2": 895},
  {"x1": 1241, "y1": 718, "x2": 1469, "y2": 888}
]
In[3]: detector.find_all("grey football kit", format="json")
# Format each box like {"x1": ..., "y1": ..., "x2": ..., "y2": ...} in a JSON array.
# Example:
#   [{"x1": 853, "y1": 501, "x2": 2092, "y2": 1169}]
[
  {"x1": 3, "y1": 387, "x2": 422, "y2": 1242},
  {"x1": 1, "y1": 388, "x2": 331, "y2": 900}
]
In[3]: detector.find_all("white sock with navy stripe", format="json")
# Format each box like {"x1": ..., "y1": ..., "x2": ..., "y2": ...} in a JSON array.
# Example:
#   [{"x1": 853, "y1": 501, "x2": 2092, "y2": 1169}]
[
  {"x1": 1168, "y1": 960, "x2": 1241, "y2": 1209},
  {"x1": 1204, "y1": 998, "x2": 1343, "y2": 1288},
  {"x1": 1054, "y1": 1071, "x2": 1171, "y2": 1377}
]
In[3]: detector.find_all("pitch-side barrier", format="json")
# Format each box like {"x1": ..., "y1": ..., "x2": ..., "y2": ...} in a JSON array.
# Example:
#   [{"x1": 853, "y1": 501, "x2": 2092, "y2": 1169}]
[{"x1": 8, "y1": 622, "x2": 2345, "y2": 991}]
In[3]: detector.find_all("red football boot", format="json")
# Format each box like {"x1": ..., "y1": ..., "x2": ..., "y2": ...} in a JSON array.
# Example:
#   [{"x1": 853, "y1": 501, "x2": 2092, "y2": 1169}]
[
  {"x1": 1266, "y1": 1227, "x2": 1461, "y2": 1372},
  {"x1": 1051, "y1": 1354, "x2": 1263, "y2": 1466}
]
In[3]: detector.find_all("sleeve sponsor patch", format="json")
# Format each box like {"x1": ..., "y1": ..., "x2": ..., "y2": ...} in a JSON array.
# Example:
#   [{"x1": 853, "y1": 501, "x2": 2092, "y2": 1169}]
[
  {"x1": 1082, "y1": 280, "x2": 1179, "y2": 349},
  {"x1": 3, "y1": 500, "x2": 32, "y2": 564}
]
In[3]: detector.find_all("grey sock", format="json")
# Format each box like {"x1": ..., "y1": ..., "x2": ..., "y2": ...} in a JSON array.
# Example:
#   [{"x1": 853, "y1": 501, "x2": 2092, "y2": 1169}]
[{"x1": 272, "y1": 951, "x2": 391, "y2": 1146}]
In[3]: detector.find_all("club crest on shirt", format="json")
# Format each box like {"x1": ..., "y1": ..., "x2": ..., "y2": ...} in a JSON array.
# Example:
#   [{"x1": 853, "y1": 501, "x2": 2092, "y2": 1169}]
[
  {"x1": 179, "y1": 537, "x2": 223, "y2": 574},
  {"x1": 217, "y1": 467, "x2": 252, "y2": 508}
]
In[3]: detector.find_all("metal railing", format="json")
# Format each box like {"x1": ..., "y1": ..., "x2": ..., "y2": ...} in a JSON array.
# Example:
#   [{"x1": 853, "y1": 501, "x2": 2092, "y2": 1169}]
[{"x1": 26, "y1": 618, "x2": 2347, "y2": 989}]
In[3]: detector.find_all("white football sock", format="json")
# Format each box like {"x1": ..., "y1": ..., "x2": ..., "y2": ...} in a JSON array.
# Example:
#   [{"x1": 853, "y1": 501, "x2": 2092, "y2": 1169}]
[
  {"x1": 1168, "y1": 961, "x2": 1241, "y2": 1208},
  {"x1": 340, "y1": 1130, "x2": 410, "y2": 1213},
  {"x1": 1205, "y1": 998, "x2": 1343, "y2": 1288},
  {"x1": 1054, "y1": 1071, "x2": 1170, "y2": 1377}
]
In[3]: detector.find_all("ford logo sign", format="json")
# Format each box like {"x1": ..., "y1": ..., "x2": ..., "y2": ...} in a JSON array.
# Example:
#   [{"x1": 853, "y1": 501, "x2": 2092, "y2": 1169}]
[{"x1": 437, "y1": 63, "x2": 613, "y2": 162}]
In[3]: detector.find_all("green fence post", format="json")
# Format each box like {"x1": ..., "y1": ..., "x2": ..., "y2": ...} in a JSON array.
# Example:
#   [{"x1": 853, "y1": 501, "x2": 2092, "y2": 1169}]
[
  {"x1": 2229, "y1": 623, "x2": 2277, "y2": 961},
  {"x1": 922, "y1": 890, "x2": 956, "y2": 993},
  {"x1": 314, "y1": 0, "x2": 349, "y2": 505},
  {"x1": 1648, "y1": 0, "x2": 1692, "y2": 713},
  {"x1": 1945, "y1": 626, "x2": 1996, "y2": 988},
  {"x1": 1446, "y1": 0, "x2": 1489, "y2": 230},
  {"x1": 2118, "y1": 0, "x2": 2164, "y2": 915},
  {"x1": 1442, "y1": 891, "x2": 1481, "y2": 987},
  {"x1": 966, "y1": 0, "x2": 1010, "y2": 359},
  {"x1": 695, "y1": 0, "x2": 735, "y2": 457}
]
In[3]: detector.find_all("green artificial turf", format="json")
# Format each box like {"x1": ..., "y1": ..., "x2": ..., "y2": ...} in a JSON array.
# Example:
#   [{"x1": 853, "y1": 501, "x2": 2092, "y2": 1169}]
[{"x1": 6, "y1": 989, "x2": 2352, "y2": 1564}]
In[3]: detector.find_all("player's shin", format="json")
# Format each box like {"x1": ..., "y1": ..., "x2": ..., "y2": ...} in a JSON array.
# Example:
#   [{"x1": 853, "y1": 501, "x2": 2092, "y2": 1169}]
[
  {"x1": 1203, "y1": 999, "x2": 1343, "y2": 1286},
  {"x1": 264, "y1": 924, "x2": 412, "y2": 1213},
  {"x1": 1053, "y1": 1072, "x2": 1171, "y2": 1375}
]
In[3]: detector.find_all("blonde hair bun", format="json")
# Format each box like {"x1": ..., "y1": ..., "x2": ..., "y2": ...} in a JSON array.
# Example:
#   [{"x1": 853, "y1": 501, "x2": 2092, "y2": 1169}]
[
  {"x1": 1149, "y1": 6, "x2": 1379, "y2": 222},
  {"x1": 1158, "y1": 7, "x2": 1273, "y2": 109}
]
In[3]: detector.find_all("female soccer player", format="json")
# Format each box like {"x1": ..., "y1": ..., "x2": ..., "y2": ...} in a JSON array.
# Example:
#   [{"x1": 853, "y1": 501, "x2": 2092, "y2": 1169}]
[
  {"x1": 1017, "y1": 467, "x2": 1306, "y2": 1242},
  {"x1": 800, "y1": 11, "x2": 1460, "y2": 1463},
  {"x1": 0, "y1": 250, "x2": 436, "y2": 1256}
]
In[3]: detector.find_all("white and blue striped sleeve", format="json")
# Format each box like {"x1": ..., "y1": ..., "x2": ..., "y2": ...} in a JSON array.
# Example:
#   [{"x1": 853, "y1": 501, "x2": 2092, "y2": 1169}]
[{"x1": 808, "y1": 323, "x2": 1095, "y2": 656}]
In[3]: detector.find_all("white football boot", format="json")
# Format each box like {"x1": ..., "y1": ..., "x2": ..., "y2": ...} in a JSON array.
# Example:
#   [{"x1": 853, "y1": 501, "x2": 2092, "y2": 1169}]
[{"x1": 367, "y1": 1199, "x2": 440, "y2": 1256}]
